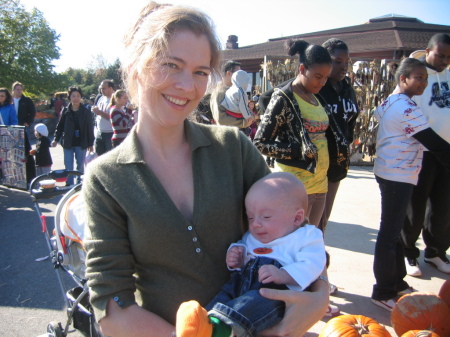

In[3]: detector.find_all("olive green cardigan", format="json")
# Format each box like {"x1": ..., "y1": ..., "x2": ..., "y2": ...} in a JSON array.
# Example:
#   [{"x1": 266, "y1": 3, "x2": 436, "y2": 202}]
[{"x1": 83, "y1": 120, "x2": 270, "y2": 324}]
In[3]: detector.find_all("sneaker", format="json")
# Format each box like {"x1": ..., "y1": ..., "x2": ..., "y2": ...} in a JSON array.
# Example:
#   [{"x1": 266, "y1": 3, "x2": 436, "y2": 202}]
[
  {"x1": 329, "y1": 283, "x2": 338, "y2": 295},
  {"x1": 371, "y1": 298, "x2": 397, "y2": 311},
  {"x1": 324, "y1": 304, "x2": 341, "y2": 317},
  {"x1": 424, "y1": 255, "x2": 450, "y2": 273},
  {"x1": 398, "y1": 286, "x2": 418, "y2": 296},
  {"x1": 405, "y1": 257, "x2": 422, "y2": 277}
]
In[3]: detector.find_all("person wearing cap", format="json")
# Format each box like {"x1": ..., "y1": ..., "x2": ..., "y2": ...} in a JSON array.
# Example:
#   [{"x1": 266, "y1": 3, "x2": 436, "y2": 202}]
[
  {"x1": 210, "y1": 60, "x2": 255, "y2": 131},
  {"x1": 31, "y1": 123, "x2": 52, "y2": 176}
]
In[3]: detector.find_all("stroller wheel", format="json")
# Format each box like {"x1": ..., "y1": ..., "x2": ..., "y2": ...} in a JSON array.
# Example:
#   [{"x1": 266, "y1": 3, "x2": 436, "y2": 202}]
[{"x1": 47, "y1": 321, "x2": 64, "y2": 337}]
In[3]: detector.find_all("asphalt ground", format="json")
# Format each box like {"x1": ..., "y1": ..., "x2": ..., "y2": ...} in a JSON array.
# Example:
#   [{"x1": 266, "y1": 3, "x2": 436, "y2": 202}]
[{"x1": 0, "y1": 142, "x2": 448, "y2": 337}]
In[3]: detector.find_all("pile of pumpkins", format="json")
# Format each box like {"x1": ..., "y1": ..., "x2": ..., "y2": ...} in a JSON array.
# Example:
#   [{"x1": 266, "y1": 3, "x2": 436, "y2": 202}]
[{"x1": 319, "y1": 279, "x2": 450, "y2": 337}]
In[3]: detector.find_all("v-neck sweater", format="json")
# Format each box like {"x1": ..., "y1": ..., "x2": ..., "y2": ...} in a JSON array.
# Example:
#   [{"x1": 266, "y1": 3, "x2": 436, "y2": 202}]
[{"x1": 83, "y1": 120, "x2": 270, "y2": 324}]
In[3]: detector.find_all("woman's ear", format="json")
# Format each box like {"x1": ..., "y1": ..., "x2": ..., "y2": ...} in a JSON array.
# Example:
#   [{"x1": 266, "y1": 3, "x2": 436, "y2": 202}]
[{"x1": 299, "y1": 64, "x2": 305, "y2": 76}]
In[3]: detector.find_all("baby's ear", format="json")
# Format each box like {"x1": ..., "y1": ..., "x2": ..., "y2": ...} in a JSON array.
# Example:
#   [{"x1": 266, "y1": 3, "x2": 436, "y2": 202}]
[{"x1": 294, "y1": 208, "x2": 305, "y2": 227}]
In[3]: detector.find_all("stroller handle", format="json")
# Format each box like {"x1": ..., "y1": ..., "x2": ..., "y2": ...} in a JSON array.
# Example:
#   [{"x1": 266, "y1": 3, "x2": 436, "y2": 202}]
[{"x1": 30, "y1": 170, "x2": 83, "y2": 200}]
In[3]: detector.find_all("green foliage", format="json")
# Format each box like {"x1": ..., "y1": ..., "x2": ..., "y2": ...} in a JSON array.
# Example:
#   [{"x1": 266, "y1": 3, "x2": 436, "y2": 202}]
[
  {"x1": 59, "y1": 58, "x2": 123, "y2": 99},
  {"x1": 0, "y1": 0, "x2": 63, "y2": 96}
]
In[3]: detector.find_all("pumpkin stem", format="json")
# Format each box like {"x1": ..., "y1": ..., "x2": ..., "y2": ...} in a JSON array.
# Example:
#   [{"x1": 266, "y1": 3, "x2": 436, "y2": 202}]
[{"x1": 351, "y1": 323, "x2": 370, "y2": 335}]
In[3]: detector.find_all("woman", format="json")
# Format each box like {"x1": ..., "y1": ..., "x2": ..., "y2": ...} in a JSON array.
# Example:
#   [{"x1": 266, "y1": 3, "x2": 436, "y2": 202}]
[
  {"x1": 254, "y1": 40, "x2": 348, "y2": 227},
  {"x1": 371, "y1": 58, "x2": 450, "y2": 311},
  {"x1": 318, "y1": 38, "x2": 358, "y2": 232},
  {"x1": 0, "y1": 88, "x2": 18, "y2": 125},
  {"x1": 83, "y1": 2, "x2": 329, "y2": 337},
  {"x1": 109, "y1": 89, "x2": 134, "y2": 148},
  {"x1": 52, "y1": 86, "x2": 94, "y2": 185}
]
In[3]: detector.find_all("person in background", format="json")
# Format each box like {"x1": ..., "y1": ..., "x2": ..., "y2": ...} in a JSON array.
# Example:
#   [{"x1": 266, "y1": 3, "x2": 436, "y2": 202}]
[
  {"x1": 54, "y1": 94, "x2": 67, "y2": 118},
  {"x1": 220, "y1": 70, "x2": 254, "y2": 135},
  {"x1": 210, "y1": 60, "x2": 254, "y2": 131},
  {"x1": 92, "y1": 79, "x2": 115, "y2": 155},
  {"x1": 52, "y1": 86, "x2": 94, "y2": 185},
  {"x1": 318, "y1": 38, "x2": 358, "y2": 233},
  {"x1": 31, "y1": 123, "x2": 52, "y2": 176},
  {"x1": 83, "y1": 3, "x2": 329, "y2": 337},
  {"x1": 371, "y1": 58, "x2": 450, "y2": 311},
  {"x1": 0, "y1": 88, "x2": 18, "y2": 125},
  {"x1": 109, "y1": 89, "x2": 134, "y2": 148},
  {"x1": 254, "y1": 39, "x2": 348, "y2": 228},
  {"x1": 12, "y1": 81, "x2": 36, "y2": 184},
  {"x1": 248, "y1": 100, "x2": 259, "y2": 141},
  {"x1": 402, "y1": 33, "x2": 450, "y2": 277}
]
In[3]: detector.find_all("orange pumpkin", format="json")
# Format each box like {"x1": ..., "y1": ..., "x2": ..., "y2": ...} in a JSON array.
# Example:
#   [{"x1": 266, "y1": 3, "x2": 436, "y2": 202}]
[
  {"x1": 438, "y1": 279, "x2": 450, "y2": 309},
  {"x1": 391, "y1": 292, "x2": 450, "y2": 337},
  {"x1": 401, "y1": 330, "x2": 440, "y2": 337},
  {"x1": 319, "y1": 314, "x2": 392, "y2": 337}
]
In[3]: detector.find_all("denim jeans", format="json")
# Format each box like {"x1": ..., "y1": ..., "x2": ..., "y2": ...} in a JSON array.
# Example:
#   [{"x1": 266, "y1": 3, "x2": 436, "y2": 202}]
[
  {"x1": 206, "y1": 257, "x2": 287, "y2": 337},
  {"x1": 372, "y1": 176, "x2": 411, "y2": 300},
  {"x1": 64, "y1": 147, "x2": 86, "y2": 185},
  {"x1": 94, "y1": 130, "x2": 113, "y2": 156}
]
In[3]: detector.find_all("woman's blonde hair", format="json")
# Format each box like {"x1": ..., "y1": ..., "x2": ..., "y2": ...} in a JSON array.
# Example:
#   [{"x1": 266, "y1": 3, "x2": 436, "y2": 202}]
[
  {"x1": 109, "y1": 89, "x2": 127, "y2": 107},
  {"x1": 122, "y1": 1, "x2": 222, "y2": 106}
]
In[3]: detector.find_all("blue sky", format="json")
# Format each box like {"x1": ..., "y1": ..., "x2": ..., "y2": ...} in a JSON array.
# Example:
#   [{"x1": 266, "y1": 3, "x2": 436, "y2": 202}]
[{"x1": 20, "y1": 0, "x2": 450, "y2": 72}]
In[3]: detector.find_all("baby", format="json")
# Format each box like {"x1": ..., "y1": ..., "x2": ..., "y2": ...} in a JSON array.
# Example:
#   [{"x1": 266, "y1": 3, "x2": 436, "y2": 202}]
[
  {"x1": 176, "y1": 172, "x2": 326, "y2": 337},
  {"x1": 220, "y1": 70, "x2": 253, "y2": 121}
]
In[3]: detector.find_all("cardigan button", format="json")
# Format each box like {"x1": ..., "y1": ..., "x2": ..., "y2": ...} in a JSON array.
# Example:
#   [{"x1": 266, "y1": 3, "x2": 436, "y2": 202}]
[
  {"x1": 192, "y1": 237, "x2": 197, "y2": 242},
  {"x1": 113, "y1": 296, "x2": 119, "y2": 302},
  {"x1": 196, "y1": 248, "x2": 201, "y2": 253},
  {"x1": 187, "y1": 226, "x2": 193, "y2": 231}
]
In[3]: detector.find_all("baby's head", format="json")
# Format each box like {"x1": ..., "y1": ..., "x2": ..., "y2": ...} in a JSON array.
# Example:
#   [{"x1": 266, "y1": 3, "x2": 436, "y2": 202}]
[
  {"x1": 245, "y1": 172, "x2": 308, "y2": 243},
  {"x1": 34, "y1": 123, "x2": 48, "y2": 139},
  {"x1": 232, "y1": 70, "x2": 251, "y2": 91}
]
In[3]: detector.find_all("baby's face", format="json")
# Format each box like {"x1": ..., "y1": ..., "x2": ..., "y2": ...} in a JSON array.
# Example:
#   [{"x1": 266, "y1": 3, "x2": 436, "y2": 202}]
[{"x1": 245, "y1": 192, "x2": 301, "y2": 244}]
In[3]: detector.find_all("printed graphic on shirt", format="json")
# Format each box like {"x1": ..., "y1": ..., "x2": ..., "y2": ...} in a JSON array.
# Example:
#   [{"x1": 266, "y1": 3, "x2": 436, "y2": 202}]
[
  {"x1": 328, "y1": 98, "x2": 358, "y2": 121},
  {"x1": 429, "y1": 81, "x2": 450, "y2": 108},
  {"x1": 253, "y1": 247, "x2": 273, "y2": 255}
]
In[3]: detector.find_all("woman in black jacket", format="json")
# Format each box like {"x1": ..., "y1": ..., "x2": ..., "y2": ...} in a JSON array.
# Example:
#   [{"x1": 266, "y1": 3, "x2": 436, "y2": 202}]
[
  {"x1": 52, "y1": 86, "x2": 94, "y2": 185},
  {"x1": 254, "y1": 40, "x2": 349, "y2": 228}
]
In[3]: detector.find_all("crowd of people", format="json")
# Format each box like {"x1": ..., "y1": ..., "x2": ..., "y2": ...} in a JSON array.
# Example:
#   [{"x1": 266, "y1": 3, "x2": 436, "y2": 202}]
[{"x1": 1, "y1": 1, "x2": 450, "y2": 335}]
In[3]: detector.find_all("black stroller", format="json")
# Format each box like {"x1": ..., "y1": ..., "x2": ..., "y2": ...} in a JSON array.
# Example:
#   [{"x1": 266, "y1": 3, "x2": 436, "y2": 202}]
[{"x1": 30, "y1": 170, "x2": 102, "y2": 337}]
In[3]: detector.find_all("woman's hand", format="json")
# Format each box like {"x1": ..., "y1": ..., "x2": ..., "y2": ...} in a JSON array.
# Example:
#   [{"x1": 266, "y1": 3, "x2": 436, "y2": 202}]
[
  {"x1": 258, "y1": 278, "x2": 329, "y2": 337},
  {"x1": 51, "y1": 140, "x2": 57, "y2": 147}
]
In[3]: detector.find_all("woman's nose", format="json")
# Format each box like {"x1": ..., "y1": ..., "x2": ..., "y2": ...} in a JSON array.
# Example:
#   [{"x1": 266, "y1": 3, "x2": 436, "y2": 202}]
[{"x1": 175, "y1": 71, "x2": 194, "y2": 91}]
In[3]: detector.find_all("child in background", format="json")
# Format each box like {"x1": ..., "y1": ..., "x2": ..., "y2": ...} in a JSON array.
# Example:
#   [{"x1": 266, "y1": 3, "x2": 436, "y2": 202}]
[
  {"x1": 31, "y1": 123, "x2": 52, "y2": 175},
  {"x1": 176, "y1": 172, "x2": 327, "y2": 337},
  {"x1": 220, "y1": 70, "x2": 254, "y2": 130}
]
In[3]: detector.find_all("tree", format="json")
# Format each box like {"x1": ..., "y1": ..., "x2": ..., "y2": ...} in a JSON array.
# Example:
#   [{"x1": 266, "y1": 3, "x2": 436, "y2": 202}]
[{"x1": 0, "y1": 0, "x2": 61, "y2": 95}]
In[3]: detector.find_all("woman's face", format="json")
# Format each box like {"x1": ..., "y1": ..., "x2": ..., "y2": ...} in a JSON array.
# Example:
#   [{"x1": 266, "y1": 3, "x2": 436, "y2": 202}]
[
  {"x1": 70, "y1": 91, "x2": 82, "y2": 105},
  {"x1": 329, "y1": 49, "x2": 349, "y2": 82},
  {"x1": 0, "y1": 92, "x2": 6, "y2": 104},
  {"x1": 248, "y1": 101, "x2": 255, "y2": 110},
  {"x1": 300, "y1": 63, "x2": 332, "y2": 94},
  {"x1": 117, "y1": 93, "x2": 129, "y2": 107},
  {"x1": 138, "y1": 30, "x2": 211, "y2": 128}
]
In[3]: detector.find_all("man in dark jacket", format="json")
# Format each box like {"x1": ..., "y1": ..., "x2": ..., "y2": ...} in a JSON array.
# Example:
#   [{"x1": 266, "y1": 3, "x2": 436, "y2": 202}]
[
  {"x1": 12, "y1": 81, "x2": 36, "y2": 127},
  {"x1": 12, "y1": 81, "x2": 36, "y2": 183}
]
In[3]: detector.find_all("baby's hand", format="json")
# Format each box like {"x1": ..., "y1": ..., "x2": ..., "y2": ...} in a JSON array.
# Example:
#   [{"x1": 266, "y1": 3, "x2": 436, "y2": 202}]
[
  {"x1": 226, "y1": 246, "x2": 244, "y2": 269},
  {"x1": 258, "y1": 264, "x2": 289, "y2": 284}
]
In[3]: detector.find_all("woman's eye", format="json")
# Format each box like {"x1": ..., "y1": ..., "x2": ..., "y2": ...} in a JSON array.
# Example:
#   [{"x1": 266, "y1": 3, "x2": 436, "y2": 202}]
[
  {"x1": 165, "y1": 63, "x2": 178, "y2": 69},
  {"x1": 195, "y1": 71, "x2": 209, "y2": 77}
]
